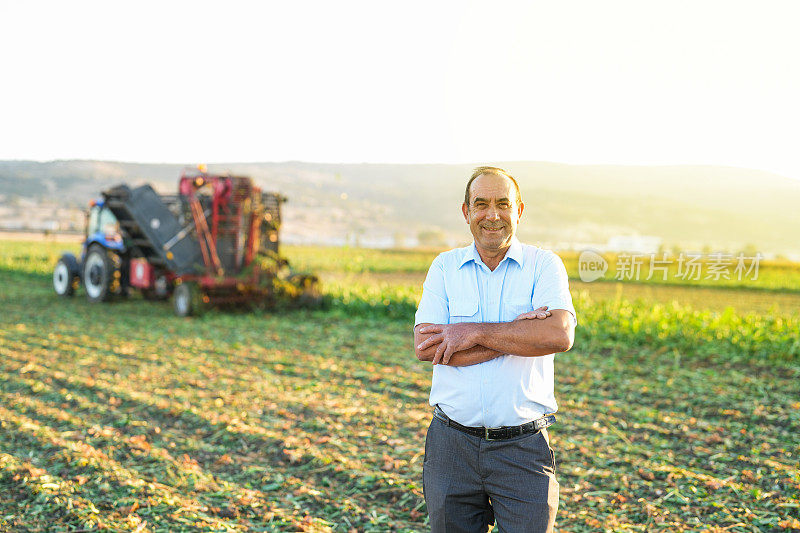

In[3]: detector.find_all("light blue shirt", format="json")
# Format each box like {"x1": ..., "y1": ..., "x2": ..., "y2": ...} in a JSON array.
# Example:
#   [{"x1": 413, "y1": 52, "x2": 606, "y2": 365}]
[{"x1": 414, "y1": 237, "x2": 578, "y2": 427}]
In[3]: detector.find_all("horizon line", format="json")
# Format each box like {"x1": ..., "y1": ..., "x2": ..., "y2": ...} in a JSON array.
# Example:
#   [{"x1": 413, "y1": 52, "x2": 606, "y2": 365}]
[{"x1": 1, "y1": 157, "x2": 799, "y2": 180}]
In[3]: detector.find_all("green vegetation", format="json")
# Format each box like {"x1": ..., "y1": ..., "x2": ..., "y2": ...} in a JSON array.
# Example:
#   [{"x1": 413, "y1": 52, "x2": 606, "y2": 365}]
[
  {"x1": 287, "y1": 246, "x2": 438, "y2": 275},
  {"x1": 1, "y1": 240, "x2": 799, "y2": 531}
]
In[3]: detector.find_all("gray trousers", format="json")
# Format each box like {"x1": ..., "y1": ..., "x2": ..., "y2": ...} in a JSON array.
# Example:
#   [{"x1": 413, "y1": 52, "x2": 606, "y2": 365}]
[{"x1": 423, "y1": 416, "x2": 559, "y2": 532}]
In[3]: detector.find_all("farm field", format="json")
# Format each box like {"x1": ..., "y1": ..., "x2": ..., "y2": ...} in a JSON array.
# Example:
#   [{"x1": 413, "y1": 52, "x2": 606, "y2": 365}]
[
  {"x1": 286, "y1": 245, "x2": 800, "y2": 292},
  {"x1": 1, "y1": 239, "x2": 799, "y2": 532}
]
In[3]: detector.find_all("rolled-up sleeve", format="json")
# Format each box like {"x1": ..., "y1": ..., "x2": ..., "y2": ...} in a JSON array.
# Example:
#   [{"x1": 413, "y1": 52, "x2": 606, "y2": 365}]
[
  {"x1": 414, "y1": 254, "x2": 450, "y2": 328},
  {"x1": 532, "y1": 251, "x2": 578, "y2": 327}
]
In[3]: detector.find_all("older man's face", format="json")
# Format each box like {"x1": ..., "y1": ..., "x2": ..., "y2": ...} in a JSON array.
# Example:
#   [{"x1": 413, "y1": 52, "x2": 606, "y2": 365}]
[{"x1": 462, "y1": 173, "x2": 524, "y2": 253}]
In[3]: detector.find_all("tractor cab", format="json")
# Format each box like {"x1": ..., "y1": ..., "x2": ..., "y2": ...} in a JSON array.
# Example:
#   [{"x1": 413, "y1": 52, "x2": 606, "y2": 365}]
[{"x1": 84, "y1": 199, "x2": 125, "y2": 252}]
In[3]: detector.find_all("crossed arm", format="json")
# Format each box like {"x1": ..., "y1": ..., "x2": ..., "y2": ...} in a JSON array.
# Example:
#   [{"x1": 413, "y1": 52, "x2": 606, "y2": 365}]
[{"x1": 414, "y1": 307, "x2": 575, "y2": 367}]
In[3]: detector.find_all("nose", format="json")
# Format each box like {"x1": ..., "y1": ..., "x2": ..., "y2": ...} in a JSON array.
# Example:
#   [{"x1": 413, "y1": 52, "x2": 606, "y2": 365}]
[{"x1": 486, "y1": 205, "x2": 500, "y2": 221}]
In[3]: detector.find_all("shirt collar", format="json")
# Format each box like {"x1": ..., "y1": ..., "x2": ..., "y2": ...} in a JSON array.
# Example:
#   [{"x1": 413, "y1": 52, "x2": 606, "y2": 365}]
[{"x1": 458, "y1": 236, "x2": 524, "y2": 269}]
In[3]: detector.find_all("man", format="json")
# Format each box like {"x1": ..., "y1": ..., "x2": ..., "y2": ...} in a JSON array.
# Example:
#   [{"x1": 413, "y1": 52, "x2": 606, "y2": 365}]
[{"x1": 414, "y1": 166, "x2": 577, "y2": 532}]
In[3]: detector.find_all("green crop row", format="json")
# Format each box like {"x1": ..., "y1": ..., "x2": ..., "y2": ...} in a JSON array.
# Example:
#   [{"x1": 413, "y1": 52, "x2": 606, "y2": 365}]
[{"x1": 318, "y1": 283, "x2": 800, "y2": 363}]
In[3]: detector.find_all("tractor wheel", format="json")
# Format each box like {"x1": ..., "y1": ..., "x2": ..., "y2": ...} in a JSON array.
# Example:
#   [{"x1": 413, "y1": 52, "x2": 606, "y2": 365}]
[
  {"x1": 173, "y1": 282, "x2": 204, "y2": 317},
  {"x1": 53, "y1": 253, "x2": 80, "y2": 297},
  {"x1": 83, "y1": 244, "x2": 122, "y2": 303}
]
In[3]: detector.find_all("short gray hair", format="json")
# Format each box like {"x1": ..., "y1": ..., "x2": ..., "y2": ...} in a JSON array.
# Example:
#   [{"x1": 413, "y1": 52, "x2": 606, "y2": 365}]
[{"x1": 464, "y1": 166, "x2": 522, "y2": 205}]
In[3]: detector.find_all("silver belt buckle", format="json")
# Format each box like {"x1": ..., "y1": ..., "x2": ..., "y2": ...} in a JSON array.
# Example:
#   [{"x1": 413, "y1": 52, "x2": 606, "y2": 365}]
[
  {"x1": 484, "y1": 427, "x2": 499, "y2": 441},
  {"x1": 535, "y1": 414, "x2": 555, "y2": 431}
]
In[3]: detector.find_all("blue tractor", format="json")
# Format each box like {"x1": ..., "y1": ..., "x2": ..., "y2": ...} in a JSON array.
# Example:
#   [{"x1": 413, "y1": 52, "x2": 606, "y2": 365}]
[{"x1": 52, "y1": 198, "x2": 132, "y2": 302}]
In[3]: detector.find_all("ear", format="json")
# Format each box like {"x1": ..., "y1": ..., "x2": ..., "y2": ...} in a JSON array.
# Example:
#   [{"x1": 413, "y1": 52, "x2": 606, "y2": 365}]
[
  {"x1": 517, "y1": 201, "x2": 524, "y2": 219},
  {"x1": 462, "y1": 202, "x2": 469, "y2": 223}
]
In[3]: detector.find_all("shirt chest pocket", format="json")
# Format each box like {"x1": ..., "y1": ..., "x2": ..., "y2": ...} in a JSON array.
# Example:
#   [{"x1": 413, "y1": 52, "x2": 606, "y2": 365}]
[
  {"x1": 448, "y1": 298, "x2": 480, "y2": 324},
  {"x1": 503, "y1": 299, "x2": 532, "y2": 322}
]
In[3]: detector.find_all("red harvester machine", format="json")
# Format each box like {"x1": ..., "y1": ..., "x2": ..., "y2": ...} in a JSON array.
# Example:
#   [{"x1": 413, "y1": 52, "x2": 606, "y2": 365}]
[{"x1": 52, "y1": 167, "x2": 319, "y2": 316}]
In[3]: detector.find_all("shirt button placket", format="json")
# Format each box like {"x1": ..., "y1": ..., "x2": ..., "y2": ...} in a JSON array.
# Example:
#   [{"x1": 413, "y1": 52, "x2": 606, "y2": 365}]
[
  {"x1": 479, "y1": 265, "x2": 493, "y2": 426},
  {"x1": 493, "y1": 264, "x2": 504, "y2": 322},
  {"x1": 487, "y1": 265, "x2": 504, "y2": 426}
]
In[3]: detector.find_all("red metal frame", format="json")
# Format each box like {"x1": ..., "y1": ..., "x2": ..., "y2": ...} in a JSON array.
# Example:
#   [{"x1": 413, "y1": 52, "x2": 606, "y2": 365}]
[{"x1": 175, "y1": 169, "x2": 267, "y2": 297}]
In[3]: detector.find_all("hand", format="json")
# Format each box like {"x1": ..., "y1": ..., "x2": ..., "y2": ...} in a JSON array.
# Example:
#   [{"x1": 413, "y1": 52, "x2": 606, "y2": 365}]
[
  {"x1": 514, "y1": 305, "x2": 551, "y2": 321},
  {"x1": 417, "y1": 323, "x2": 480, "y2": 365}
]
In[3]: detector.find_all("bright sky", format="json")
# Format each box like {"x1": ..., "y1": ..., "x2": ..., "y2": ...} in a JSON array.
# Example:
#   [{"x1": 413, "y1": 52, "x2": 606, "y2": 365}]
[{"x1": 1, "y1": 0, "x2": 798, "y2": 179}]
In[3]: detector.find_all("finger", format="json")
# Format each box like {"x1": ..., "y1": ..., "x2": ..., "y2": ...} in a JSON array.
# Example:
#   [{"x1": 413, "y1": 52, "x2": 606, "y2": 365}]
[
  {"x1": 443, "y1": 344, "x2": 455, "y2": 365},
  {"x1": 534, "y1": 306, "x2": 549, "y2": 311},
  {"x1": 417, "y1": 334, "x2": 443, "y2": 351},
  {"x1": 515, "y1": 311, "x2": 552, "y2": 321},
  {"x1": 418, "y1": 325, "x2": 443, "y2": 335},
  {"x1": 418, "y1": 335, "x2": 443, "y2": 351},
  {"x1": 432, "y1": 343, "x2": 446, "y2": 365}
]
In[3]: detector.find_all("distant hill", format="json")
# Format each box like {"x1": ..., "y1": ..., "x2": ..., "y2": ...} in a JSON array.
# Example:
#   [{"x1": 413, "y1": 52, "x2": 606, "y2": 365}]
[{"x1": 1, "y1": 159, "x2": 798, "y2": 255}]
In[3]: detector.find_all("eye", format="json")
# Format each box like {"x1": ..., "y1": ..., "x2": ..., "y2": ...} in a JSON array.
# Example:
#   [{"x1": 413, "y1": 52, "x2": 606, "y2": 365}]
[{"x1": 498, "y1": 202, "x2": 511, "y2": 209}]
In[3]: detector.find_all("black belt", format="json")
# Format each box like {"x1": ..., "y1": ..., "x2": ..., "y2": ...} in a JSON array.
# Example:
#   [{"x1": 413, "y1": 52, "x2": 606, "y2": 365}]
[{"x1": 433, "y1": 405, "x2": 556, "y2": 441}]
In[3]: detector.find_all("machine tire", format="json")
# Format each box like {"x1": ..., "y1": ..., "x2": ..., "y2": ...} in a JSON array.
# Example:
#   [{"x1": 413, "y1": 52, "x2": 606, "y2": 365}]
[
  {"x1": 53, "y1": 254, "x2": 80, "y2": 297},
  {"x1": 82, "y1": 244, "x2": 120, "y2": 303},
  {"x1": 173, "y1": 282, "x2": 203, "y2": 317}
]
